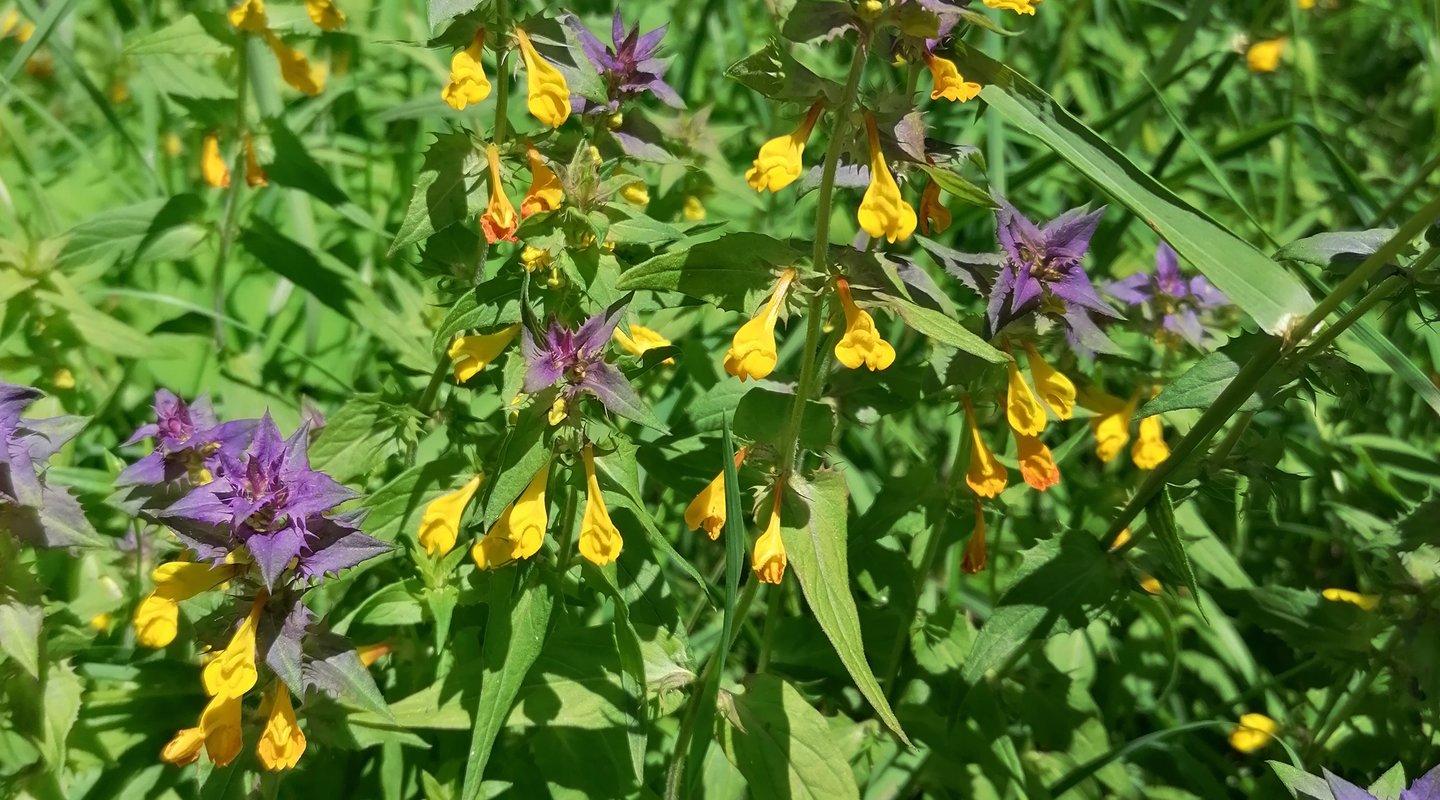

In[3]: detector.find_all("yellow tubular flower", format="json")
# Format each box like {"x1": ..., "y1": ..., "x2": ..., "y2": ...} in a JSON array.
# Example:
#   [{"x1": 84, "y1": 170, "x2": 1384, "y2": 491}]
[
  {"x1": 548, "y1": 396, "x2": 568, "y2": 426},
  {"x1": 1298, "y1": 0, "x2": 1315, "y2": 7},
  {"x1": 1005, "y1": 361, "x2": 1047, "y2": 436},
  {"x1": 520, "y1": 146, "x2": 563, "y2": 217},
  {"x1": 724, "y1": 270, "x2": 796, "y2": 381},
  {"x1": 1139, "y1": 573, "x2": 1163, "y2": 595},
  {"x1": 961, "y1": 501, "x2": 987, "y2": 574},
  {"x1": 448, "y1": 324, "x2": 520, "y2": 383},
  {"x1": 919, "y1": 180, "x2": 951, "y2": 235},
  {"x1": 613, "y1": 324, "x2": 672, "y2": 359},
  {"x1": 480, "y1": 144, "x2": 518, "y2": 244},
  {"x1": 1228, "y1": 713, "x2": 1277, "y2": 754},
  {"x1": 857, "y1": 114, "x2": 917, "y2": 243},
  {"x1": 357, "y1": 642, "x2": 392, "y2": 667},
  {"x1": 1322, "y1": 588, "x2": 1380, "y2": 611},
  {"x1": 257, "y1": 685, "x2": 307, "y2": 771},
  {"x1": 305, "y1": 0, "x2": 345, "y2": 30},
  {"x1": 244, "y1": 134, "x2": 267, "y2": 188},
  {"x1": 200, "y1": 695, "x2": 244, "y2": 767},
  {"x1": 833, "y1": 278, "x2": 896, "y2": 371},
  {"x1": 1023, "y1": 343, "x2": 1075, "y2": 420},
  {"x1": 621, "y1": 181, "x2": 650, "y2": 207},
  {"x1": 134, "y1": 561, "x2": 241, "y2": 648},
  {"x1": 963, "y1": 397, "x2": 1008, "y2": 499},
  {"x1": 1083, "y1": 387, "x2": 1135, "y2": 464},
  {"x1": 472, "y1": 461, "x2": 549, "y2": 569},
  {"x1": 265, "y1": 32, "x2": 324, "y2": 96},
  {"x1": 202, "y1": 133, "x2": 230, "y2": 188},
  {"x1": 161, "y1": 727, "x2": 206, "y2": 766},
  {"x1": 1109, "y1": 527, "x2": 1133, "y2": 552},
  {"x1": 684, "y1": 447, "x2": 748, "y2": 540},
  {"x1": 1247, "y1": 37, "x2": 1286, "y2": 73},
  {"x1": 752, "y1": 492, "x2": 787, "y2": 584},
  {"x1": 418, "y1": 475, "x2": 483, "y2": 556},
  {"x1": 227, "y1": 0, "x2": 267, "y2": 32},
  {"x1": 578, "y1": 446, "x2": 623, "y2": 566},
  {"x1": 924, "y1": 52, "x2": 981, "y2": 102},
  {"x1": 202, "y1": 596, "x2": 265, "y2": 699},
  {"x1": 982, "y1": 0, "x2": 1041, "y2": 13},
  {"x1": 745, "y1": 101, "x2": 824, "y2": 192},
  {"x1": 1132, "y1": 415, "x2": 1170, "y2": 470},
  {"x1": 1016, "y1": 431, "x2": 1060, "y2": 491},
  {"x1": 514, "y1": 28, "x2": 571, "y2": 127},
  {"x1": 683, "y1": 195, "x2": 706, "y2": 221},
  {"x1": 442, "y1": 30, "x2": 491, "y2": 111}
]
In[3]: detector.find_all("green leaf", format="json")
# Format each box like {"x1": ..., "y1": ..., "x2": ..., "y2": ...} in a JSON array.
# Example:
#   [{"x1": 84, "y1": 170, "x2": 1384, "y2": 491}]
[
  {"x1": 781, "y1": 0, "x2": 857, "y2": 44},
  {"x1": 308, "y1": 395, "x2": 412, "y2": 484},
  {"x1": 616, "y1": 233, "x2": 804, "y2": 313},
  {"x1": 734, "y1": 387, "x2": 835, "y2": 450},
  {"x1": 60, "y1": 195, "x2": 207, "y2": 268},
  {"x1": 124, "y1": 15, "x2": 227, "y2": 57},
  {"x1": 389, "y1": 132, "x2": 485, "y2": 256},
  {"x1": 781, "y1": 471, "x2": 909, "y2": 744},
  {"x1": 961, "y1": 530, "x2": 1124, "y2": 684},
  {"x1": 718, "y1": 676, "x2": 862, "y2": 800},
  {"x1": 919, "y1": 164, "x2": 996, "y2": 209},
  {"x1": 1267, "y1": 762, "x2": 1333, "y2": 800},
  {"x1": 583, "y1": 565, "x2": 648, "y2": 784},
  {"x1": 725, "y1": 40, "x2": 841, "y2": 103},
  {"x1": 1274, "y1": 229, "x2": 1397, "y2": 270},
  {"x1": 1369, "y1": 763, "x2": 1406, "y2": 800},
  {"x1": 1138, "y1": 349, "x2": 1263, "y2": 418},
  {"x1": 877, "y1": 293, "x2": 1007, "y2": 364},
  {"x1": 1145, "y1": 487, "x2": 1204, "y2": 619},
  {"x1": 458, "y1": 564, "x2": 556, "y2": 800},
  {"x1": 38, "y1": 660, "x2": 83, "y2": 768},
  {"x1": 480, "y1": 406, "x2": 549, "y2": 526},
  {"x1": 1213, "y1": 586, "x2": 1379, "y2": 653},
  {"x1": 0, "y1": 600, "x2": 42, "y2": 680},
  {"x1": 950, "y1": 43, "x2": 1315, "y2": 336}
]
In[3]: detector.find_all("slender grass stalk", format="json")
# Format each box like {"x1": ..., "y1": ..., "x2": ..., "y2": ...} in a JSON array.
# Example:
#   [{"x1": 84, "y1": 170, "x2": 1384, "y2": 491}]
[{"x1": 211, "y1": 38, "x2": 252, "y2": 350}]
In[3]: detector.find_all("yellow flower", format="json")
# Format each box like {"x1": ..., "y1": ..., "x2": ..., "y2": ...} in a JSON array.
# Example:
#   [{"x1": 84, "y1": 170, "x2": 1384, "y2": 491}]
[
  {"x1": 418, "y1": 475, "x2": 482, "y2": 556},
  {"x1": 514, "y1": 28, "x2": 571, "y2": 127},
  {"x1": 1132, "y1": 415, "x2": 1169, "y2": 470},
  {"x1": 1109, "y1": 527, "x2": 1132, "y2": 552},
  {"x1": 202, "y1": 596, "x2": 265, "y2": 700},
  {"x1": 257, "y1": 685, "x2": 306, "y2": 771},
  {"x1": 480, "y1": 144, "x2": 518, "y2": 244},
  {"x1": 1139, "y1": 572, "x2": 1163, "y2": 595},
  {"x1": 305, "y1": 0, "x2": 345, "y2": 30},
  {"x1": 357, "y1": 642, "x2": 392, "y2": 667},
  {"x1": 200, "y1": 694, "x2": 244, "y2": 767},
  {"x1": 548, "y1": 396, "x2": 568, "y2": 426},
  {"x1": 265, "y1": 32, "x2": 324, "y2": 96},
  {"x1": 1005, "y1": 361, "x2": 1047, "y2": 436},
  {"x1": 924, "y1": 52, "x2": 981, "y2": 102},
  {"x1": 918, "y1": 180, "x2": 951, "y2": 235},
  {"x1": 1082, "y1": 387, "x2": 1135, "y2": 464},
  {"x1": 520, "y1": 146, "x2": 563, "y2": 217},
  {"x1": 202, "y1": 133, "x2": 231, "y2": 189},
  {"x1": 752, "y1": 492, "x2": 787, "y2": 584},
  {"x1": 1023, "y1": 343, "x2": 1075, "y2": 420},
  {"x1": 857, "y1": 114, "x2": 917, "y2": 243},
  {"x1": 621, "y1": 181, "x2": 650, "y2": 207},
  {"x1": 982, "y1": 0, "x2": 1041, "y2": 13},
  {"x1": 160, "y1": 727, "x2": 206, "y2": 766},
  {"x1": 683, "y1": 195, "x2": 706, "y2": 221},
  {"x1": 684, "y1": 447, "x2": 748, "y2": 540},
  {"x1": 52, "y1": 367, "x2": 75, "y2": 390},
  {"x1": 89, "y1": 612, "x2": 113, "y2": 632},
  {"x1": 745, "y1": 101, "x2": 824, "y2": 193},
  {"x1": 1297, "y1": 0, "x2": 1316, "y2": 7},
  {"x1": 1016, "y1": 431, "x2": 1060, "y2": 491},
  {"x1": 442, "y1": 30, "x2": 491, "y2": 111},
  {"x1": 1228, "y1": 713, "x2": 1277, "y2": 754},
  {"x1": 1247, "y1": 37, "x2": 1286, "y2": 73},
  {"x1": 448, "y1": 324, "x2": 520, "y2": 383},
  {"x1": 134, "y1": 561, "x2": 241, "y2": 648},
  {"x1": 227, "y1": 0, "x2": 268, "y2": 32},
  {"x1": 963, "y1": 398, "x2": 1008, "y2": 498},
  {"x1": 472, "y1": 461, "x2": 549, "y2": 569},
  {"x1": 164, "y1": 132, "x2": 183, "y2": 157},
  {"x1": 833, "y1": 278, "x2": 896, "y2": 371},
  {"x1": 724, "y1": 269, "x2": 797, "y2": 381},
  {"x1": 578, "y1": 446, "x2": 623, "y2": 566},
  {"x1": 1322, "y1": 588, "x2": 1380, "y2": 611},
  {"x1": 243, "y1": 134, "x2": 267, "y2": 188},
  {"x1": 613, "y1": 324, "x2": 672, "y2": 359},
  {"x1": 961, "y1": 501, "x2": 987, "y2": 574}
]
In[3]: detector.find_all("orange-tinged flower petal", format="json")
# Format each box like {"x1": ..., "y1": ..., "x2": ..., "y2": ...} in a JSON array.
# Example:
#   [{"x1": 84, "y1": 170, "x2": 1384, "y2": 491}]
[
  {"x1": 520, "y1": 146, "x2": 563, "y2": 217},
  {"x1": 961, "y1": 501, "x2": 987, "y2": 574},
  {"x1": 1016, "y1": 431, "x2": 1060, "y2": 491},
  {"x1": 925, "y1": 53, "x2": 981, "y2": 102},
  {"x1": 161, "y1": 727, "x2": 206, "y2": 766},
  {"x1": 227, "y1": 0, "x2": 268, "y2": 31},
  {"x1": 244, "y1": 134, "x2": 267, "y2": 188},
  {"x1": 919, "y1": 179, "x2": 951, "y2": 235},
  {"x1": 1247, "y1": 37, "x2": 1286, "y2": 73},
  {"x1": 1228, "y1": 713, "x2": 1277, "y2": 753},
  {"x1": 480, "y1": 144, "x2": 519, "y2": 243},
  {"x1": 305, "y1": 0, "x2": 345, "y2": 30},
  {"x1": 265, "y1": 32, "x2": 324, "y2": 96},
  {"x1": 202, "y1": 133, "x2": 230, "y2": 188}
]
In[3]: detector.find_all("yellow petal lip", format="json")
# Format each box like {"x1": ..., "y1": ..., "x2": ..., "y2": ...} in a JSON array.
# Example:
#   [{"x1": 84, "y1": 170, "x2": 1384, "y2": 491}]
[
  {"x1": 685, "y1": 447, "x2": 748, "y2": 540},
  {"x1": 418, "y1": 475, "x2": 483, "y2": 556},
  {"x1": 1132, "y1": 414, "x2": 1169, "y2": 470},
  {"x1": 257, "y1": 685, "x2": 307, "y2": 771},
  {"x1": 161, "y1": 727, "x2": 206, "y2": 766},
  {"x1": 227, "y1": 0, "x2": 268, "y2": 32},
  {"x1": 480, "y1": 144, "x2": 519, "y2": 243},
  {"x1": 833, "y1": 278, "x2": 896, "y2": 371},
  {"x1": 1016, "y1": 431, "x2": 1060, "y2": 491},
  {"x1": 982, "y1": 0, "x2": 1041, "y2": 13},
  {"x1": 1246, "y1": 37, "x2": 1286, "y2": 73},
  {"x1": 448, "y1": 324, "x2": 520, "y2": 383},
  {"x1": 200, "y1": 694, "x2": 244, "y2": 766},
  {"x1": 963, "y1": 398, "x2": 1008, "y2": 499},
  {"x1": 1228, "y1": 713, "x2": 1277, "y2": 753},
  {"x1": 752, "y1": 492, "x2": 787, "y2": 584},
  {"x1": 924, "y1": 53, "x2": 981, "y2": 102},
  {"x1": 856, "y1": 114, "x2": 917, "y2": 243},
  {"x1": 305, "y1": 0, "x2": 345, "y2": 29},
  {"x1": 724, "y1": 270, "x2": 796, "y2": 381},
  {"x1": 578, "y1": 446, "x2": 623, "y2": 566},
  {"x1": 1023, "y1": 342, "x2": 1076, "y2": 420},
  {"x1": 515, "y1": 28, "x2": 572, "y2": 127},
  {"x1": 520, "y1": 145, "x2": 563, "y2": 217},
  {"x1": 442, "y1": 31, "x2": 491, "y2": 111},
  {"x1": 265, "y1": 31, "x2": 325, "y2": 96},
  {"x1": 1004, "y1": 361, "x2": 1048, "y2": 436},
  {"x1": 746, "y1": 101, "x2": 824, "y2": 193},
  {"x1": 472, "y1": 461, "x2": 549, "y2": 569},
  {"x1": 202, "y1": 596, "x2": 266, "y2": 700},
  {"x1": 202, "y1": 133, "x2": 231, "y2": 189}
]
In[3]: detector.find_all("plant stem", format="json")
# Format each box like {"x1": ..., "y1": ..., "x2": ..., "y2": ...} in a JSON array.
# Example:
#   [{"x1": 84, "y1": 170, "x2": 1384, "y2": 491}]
[
  {"x1": 1296, "y1": 246, "x2": 1437, "y2": 361},
  {"x1": 493, "y1": 0, "x2": 511, "y2": 146},
  {"x1": 755, "y1": 583, "x2": 781, "y2": 673},
  {"x1": 212, "y1": 39, "x2": 251, "y2": 349}
]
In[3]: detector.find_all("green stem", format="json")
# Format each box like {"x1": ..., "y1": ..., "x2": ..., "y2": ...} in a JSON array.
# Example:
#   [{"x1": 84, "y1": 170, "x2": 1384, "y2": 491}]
[
  {"x1": 1104, "y1": 193, "x2": 1440, "y2": 545},
  {"x1": 1296, "y1": 246, "x2": 1437, "y2": 361},
  {"x1": 493, "y1": 0, "x2": 511, "y2": 145},
  {"x1": 211, "y1": 40, "x2": 251, "y2": 349},
  {"x1": 755, "y1": 583, "x2": 782, "y2": 674}
]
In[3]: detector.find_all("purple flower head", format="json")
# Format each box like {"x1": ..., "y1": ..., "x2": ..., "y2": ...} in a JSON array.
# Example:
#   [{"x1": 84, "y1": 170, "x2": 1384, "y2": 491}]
[
  {"x1": 565, "y1": 12, "x2": 682, "y2": 114},
  {"x1": 118, "y1": 390, "x2": 256, "y2": 490},
  {"x1": 522, "y1": 306, "x2": 648, "y2": 421},
  {"x1": 159, "y1": 414, "x2": 388, "y2": 590},
  {"x1": 0, "y1": 382, "x2": 96, "y2": 548},
  {"x1": 1106, "y1": 242, "x2": 1228, "y2": 349},
  {"x1": 989, "y1": 202, "x2": 1121, "y2": 356},
  {"x1": 1322, "y1": 763, "x2": 1440, "y2": 800}
]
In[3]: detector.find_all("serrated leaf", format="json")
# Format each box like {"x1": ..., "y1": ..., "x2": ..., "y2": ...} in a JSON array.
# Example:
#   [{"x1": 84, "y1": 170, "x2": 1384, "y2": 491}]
[
  {"x1": 725, "y1": 41, "x2": 841, "y2": 103},
  {"x1": 389, "y1": 133, "x2": 485, "y2": 256},
  {"x1": 308, "y1": 396, "x2": 410, "y2": 484},
  {"x1": 616, "y1": 233, "x2": 804, "y2": 313},
  {"x1": 877, "y1": 293, "x2": 1007, "y2": 363},
  {"x1": 1138, "y1": 349, "x2": 1264, "y2": 418},
  {"x1": 1146, "y1": 487, "x2": 1205, "y2": 619},
  {"x1": 0, "y1": 600, "x2": 42, "y2": 679},
  {"x1": 718, "y1": 676, "x2": 861, "y2": 800}
]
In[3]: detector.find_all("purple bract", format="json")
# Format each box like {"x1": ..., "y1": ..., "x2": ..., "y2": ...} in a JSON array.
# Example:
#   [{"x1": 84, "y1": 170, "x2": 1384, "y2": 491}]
[
  {"x1": 1, "y1": 382, "x2": 95, "y2": 548},
  {"x1": 118, "y1": 390, "x2": 256, "y2": 489},
  {"x1": 522, "y1": 309, "x2": 644, "y2": 416},
  {"x1": 1106, "y1": 242, "x2": 1228, "y2": 349},
  {"x1": 565, "y1": 12, "x2": 682, "y2": 113}
]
